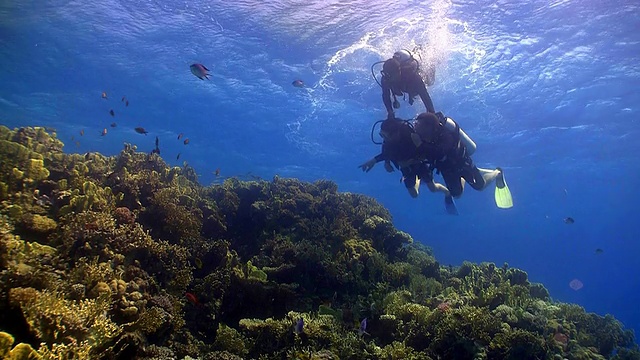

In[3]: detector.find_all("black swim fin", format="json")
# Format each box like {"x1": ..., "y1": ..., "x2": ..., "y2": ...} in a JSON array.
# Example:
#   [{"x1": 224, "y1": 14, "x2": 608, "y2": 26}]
[{"x1": 444, "y1": 196, "x2": 459, "y2": 215}]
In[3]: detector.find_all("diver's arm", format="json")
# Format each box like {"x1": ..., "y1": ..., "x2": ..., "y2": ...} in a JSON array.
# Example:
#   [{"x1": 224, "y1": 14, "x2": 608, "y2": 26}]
[
  {"x1": 381, "y1": 78, "x2": 394, "y2": 118},
  {"x1": 415, "y1": 79, "x2": 436, "y2": 113}
]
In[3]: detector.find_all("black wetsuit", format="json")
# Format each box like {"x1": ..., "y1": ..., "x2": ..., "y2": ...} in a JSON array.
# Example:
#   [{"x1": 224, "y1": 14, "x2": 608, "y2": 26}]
[
  {"x1": 382, "y1": 70, "x2": 435, "y2": 115},
  {"x1": 372, "y1": 121, "x2": 432, "y2": 189},
  {"x1": 417, "y1": 123, "x2": 484, "y2": 197}
]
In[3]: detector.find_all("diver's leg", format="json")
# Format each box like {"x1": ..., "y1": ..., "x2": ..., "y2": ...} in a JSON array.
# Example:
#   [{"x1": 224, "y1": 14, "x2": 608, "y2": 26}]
[
  {"x1": 441, "y1": 170, "x2": 463, "y2": 198},
  {"x1": 476, "y1": 167, "x2": 501, "y2": 190},
  {"x1": 402, "y1": 167, "x2": 420, "y2": 198}
]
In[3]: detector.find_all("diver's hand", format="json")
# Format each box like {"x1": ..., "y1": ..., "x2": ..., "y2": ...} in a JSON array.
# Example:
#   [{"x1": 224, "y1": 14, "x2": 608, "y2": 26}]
[
  {"x1": 359, "y1": 158, "x2": 377, "y2": 172},
  {"x1": 384, "y1": 161, "x2": 394, "y2": 172}
]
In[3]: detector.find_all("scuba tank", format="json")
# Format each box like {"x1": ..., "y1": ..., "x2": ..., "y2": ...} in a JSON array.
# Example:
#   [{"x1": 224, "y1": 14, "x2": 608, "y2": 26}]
[{"x1": 435, "y1": 112, "x2": 476, "y2": 156}]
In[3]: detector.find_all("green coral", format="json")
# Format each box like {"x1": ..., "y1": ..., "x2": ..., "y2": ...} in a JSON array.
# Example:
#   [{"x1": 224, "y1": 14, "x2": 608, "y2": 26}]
[
  {"x1": 0, "y1": 126, "x2": 636, "y2": 360},
  {"x1": 0, "y1": 332, "x2": 41, "y2": 360}
]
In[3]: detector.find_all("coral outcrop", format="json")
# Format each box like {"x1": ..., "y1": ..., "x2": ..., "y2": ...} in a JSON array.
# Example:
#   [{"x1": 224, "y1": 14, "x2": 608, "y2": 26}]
[{"x1": 0, "y1": 126, "x2": 638, "y2": 359}]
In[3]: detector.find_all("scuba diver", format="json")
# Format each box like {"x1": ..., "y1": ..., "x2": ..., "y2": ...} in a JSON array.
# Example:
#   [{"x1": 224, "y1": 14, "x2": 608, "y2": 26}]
[
  {"x1": 359, "y1": 118, "x2": 451, "y2": 203},
  {"x1": 371, "y1": 49, "x2": 436, "y2": 120},
  {"x1": 412, "y1": 112, "x2": 513, "y2": 210}
]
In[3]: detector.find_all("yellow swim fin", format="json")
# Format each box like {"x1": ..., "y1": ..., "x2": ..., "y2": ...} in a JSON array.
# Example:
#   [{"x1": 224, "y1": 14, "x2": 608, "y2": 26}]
[{"x1": 494, "y1": 168, "x2": 513, "y2": 209}]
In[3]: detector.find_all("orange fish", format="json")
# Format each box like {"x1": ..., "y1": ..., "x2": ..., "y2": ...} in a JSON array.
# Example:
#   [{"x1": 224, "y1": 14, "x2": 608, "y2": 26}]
[
  {"x1": 101, "y1": 92, "x2": 108, "y2": 99},
  {"x1": 185, "y1": 292, "x2": 202, "y2": 306},
  {"x1": 109, "y1": 109, "x2": 115, "y2": 117},
  {"x1": 101, "y1": 128, "x2": 107, "y2": 136},
  {"x1": 215, "y1": 168, "x2": 220, "y2": 177},
  {"x1": 183, "y1": 138, "x2": 190, "y2": 145},
  {"x1": 80, "y1": 129, "x2": 84, "y2": 136}
]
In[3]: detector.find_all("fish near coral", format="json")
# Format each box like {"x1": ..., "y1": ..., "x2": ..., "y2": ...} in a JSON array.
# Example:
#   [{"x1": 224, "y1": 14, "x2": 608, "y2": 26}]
[
  {"x1": 185, "y1": 292, "x2": 203, "y2": 307},
  {"x1": 293, "y1": 318, "x2": 304, "y2": 335},
  {"x1": 190, "y1": 63, "x2": 211, "y2": 80},
  {"x1": 358, "y1": 318, "x2": 369, "y2": 336},
  {"x1": 134, "y1": 127, "x2": 148, "y2": 135}
]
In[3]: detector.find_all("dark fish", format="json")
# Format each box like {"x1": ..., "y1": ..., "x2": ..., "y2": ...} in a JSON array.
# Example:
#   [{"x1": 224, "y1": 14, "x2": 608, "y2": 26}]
[
  {"x1": 109, "y1": 109, "x2": 115, "y2": 117},
  {"x1": 563, "y1": 217, "x2": 575, "y2": 224},
  {"x1": 595, "y1": 248, "x2": 604, "y2": 254},
  {"x1": 101, "y1": 128, "x2": 107, "y2": 136},
  {"x1": 110, "y1": 122, "x2": 117, "y2": 127},
  {"x1": 80, "y1": 129, "x2": 84, "y2": 136},
  {"x1": 101, "y1": 92, "x2": 108, "y2": 99},
  {"x1": 177, "y1": 133, "x2": 184, "y2": 140},
  {"x1": 293, "y1": 318, "x2": 304, "y2": 335},
  {"x1": 183, "y1": 138, "x2": 190, "y2": 145},
  {"x1": 214, "y1": 168, "x2": 220, "y2": 177},
  {"x1": 85, "y1": 152, "x2": 92, "y2": 160},
  {"x1": 155, "y1": 136, "x2": 159, "y2": 147},
  {"x1": 135, "y1": 127, "x2": 148, "y2": 135},
  {"x1": 190, "y1": 63, "x2": 211, "y2": 80},
  {"x1": 176, "y1": 153, "x2": 181, "y2": 160},
  {"x1": 125, "y1": 100, "x2": 129, "y2": 107},
  {"x1": 292, "y1": 79, "x2": 304, "y2": 88},
  {"x1": 121, "y1": 96, "x2": 126, "y2": 102}
]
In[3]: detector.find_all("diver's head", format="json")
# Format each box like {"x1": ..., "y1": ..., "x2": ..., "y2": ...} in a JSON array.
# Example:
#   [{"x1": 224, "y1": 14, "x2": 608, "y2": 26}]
[
  {"x1": 379, "y1": 118, "x2": 404, "y2": 142},
  {"x1": 414, "y1": 112, "x2": 441, "y2": 142},
  {"x1": 381, "y1": 58, "x2": 401, "y2": 81},
  {"x1": 393, "y1": 50, "x2": 412, "y2": 63}
]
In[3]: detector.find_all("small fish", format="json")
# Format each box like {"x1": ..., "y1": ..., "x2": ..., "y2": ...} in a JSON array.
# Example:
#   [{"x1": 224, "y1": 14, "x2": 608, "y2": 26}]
[
  {"x1": 121, "y1": 96, "x2": 126, "y2": 102},
  {"x1": 101, "y1": 92, "x2": 108, "y2": 99},
  {"x1": 80, "y1": 129, "x2": 84, "y2": 136},
  {"x1": 185, "y1": 292, "x2": 201, "y2": 306},
  {"x1": 177, "y1": 133, "x2": 184, "y2": 140},
  {"x1": 292, "y1": 79, "x2": 304, "y2": 88},
  {"x1": 85, "y1": 152, "x2": 92, "y2": 160},
  {"x1": 183, "y1": 138, "x2": 190, "y2": 145},
  {"x1": 125, "y1": 100, "x2": 129, "y2": 107},
  {"x1": 176, "y1": 153, "x2": 181, "y2": 160},
  {"x1": 293, "y1": 318, "x2": 304, "y2": 335},
  {"x1": 194, "y1": 258, "x2": 203, "y2": 269},
  {"x1": 109, "y1": 109, "x2": 115, "y2": 117},
  {"x1": 155, "y1": 136, "x2": 159, "y2": 147},
  {"x1": 135, "y1": 127, "x2": 148, "y2": 135},
  {"x1": 190, "y1": 63, "x2": 211, "y2": 80},
  {"x1": 359, "y1": 318, "x2": 369, "y2": 336},
  {"x1": 110, "y1": 122, "x2": 117, "y2": 127},
  {"x1": 101, "y1": 128, "x2": 107, "y2": 136},
  {"x1": 75, "y1": 141, "x2": 80, "y2": 147},
  {"x1": 595, "y1": 248, "x2": 604, "y2": 254},
  {"x1": 214, "y1": 168, "x2": 220, "y2": 177},
  {"x1": 563, "y1": 217, "x2": 575, "y2": 224}
]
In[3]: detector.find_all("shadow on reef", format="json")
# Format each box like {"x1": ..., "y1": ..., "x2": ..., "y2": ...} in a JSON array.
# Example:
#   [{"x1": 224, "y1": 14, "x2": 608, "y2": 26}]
[{"x1": 0, "y1": 126, "x2": 639, "y2": 360}]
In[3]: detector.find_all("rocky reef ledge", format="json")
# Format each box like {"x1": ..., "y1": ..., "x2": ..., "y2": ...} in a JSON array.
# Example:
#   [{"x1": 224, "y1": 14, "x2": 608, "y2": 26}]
[{"x1": 0, "y1": 126, "x2": 638, "y2": 360}]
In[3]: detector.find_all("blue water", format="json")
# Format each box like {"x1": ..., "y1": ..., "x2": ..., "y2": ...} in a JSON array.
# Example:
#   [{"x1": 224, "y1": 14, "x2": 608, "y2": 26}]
[{"x1": 2, "y1": 0, "x2": 639, "y2": 338}]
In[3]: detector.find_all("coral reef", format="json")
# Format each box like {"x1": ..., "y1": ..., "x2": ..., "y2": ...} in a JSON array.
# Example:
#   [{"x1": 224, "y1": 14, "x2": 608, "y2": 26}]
[{"x1": 0, "y1": 126, "x2": 638, "y2": 359}]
